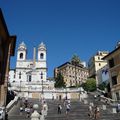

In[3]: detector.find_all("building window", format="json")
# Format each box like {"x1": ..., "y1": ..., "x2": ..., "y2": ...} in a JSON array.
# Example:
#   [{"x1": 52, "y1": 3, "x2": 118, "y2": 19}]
[
  {"x1": 98, "y1": 57, "x2": 100, "y2": 60},
  {"x1": 112, "y1": 76, "x2": 117, "y2": 86},
  {"x1": 109, "y1": 58, "x2": 115, "y2": 68},
  {"x1": 19, "y1": 72, "x2": 21, "y2": 79},
  {"x1": 99, "y1": 63, "x2": 101, "y2": 66},
  {"x1": 28, "y1": 75, "x2": 31, "y2": 82},
  {"x1": 20, "y1": 53, "x2": 23, "y2": 59},
  {"x1": 116, "y1": 92, "x2": 120, "y2": 100},
  {"x1": 40, "y1": 53, "x2": 44, "y2": 59}
]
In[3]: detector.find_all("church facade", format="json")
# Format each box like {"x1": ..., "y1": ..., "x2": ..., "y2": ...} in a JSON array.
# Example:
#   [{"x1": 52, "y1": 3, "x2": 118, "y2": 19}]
[{"x1": 9, "y1": 42, "x2": 54, "y2": 99}]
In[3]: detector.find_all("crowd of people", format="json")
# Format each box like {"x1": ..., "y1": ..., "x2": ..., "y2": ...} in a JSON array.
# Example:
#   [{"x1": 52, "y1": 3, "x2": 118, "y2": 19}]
[
  {"x1": 19, "y1": 97, "x2": 48, "y2": 119},
  {"x1": 57, "y1": 99, "x2": 71, "y2": 115},
  {"x1": 19, "y1": 97, "x2": 101, "y2": 119},
  {"x1": 88, "y1": 103, "x2": 100, "y2": 120},
  {"x1": 19, "y1": 98, "x2": 33, "y2": 117}
]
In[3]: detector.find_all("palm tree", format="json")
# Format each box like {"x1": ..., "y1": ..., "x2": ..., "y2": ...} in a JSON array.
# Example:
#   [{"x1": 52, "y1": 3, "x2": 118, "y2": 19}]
[{"x1": 71, "y1": 54, "x2": 81, "y2": 86}]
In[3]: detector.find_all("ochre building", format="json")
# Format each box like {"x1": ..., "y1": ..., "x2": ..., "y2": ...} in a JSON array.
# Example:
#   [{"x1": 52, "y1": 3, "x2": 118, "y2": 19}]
[
  {"x1": 103, "y1": 43, "x2": 120, "y2": 100},
  {"x1": 0, "y1": 9, "x2": 16, "y2": 106},
  {"x1": 54, "y1": 62, "x2": 89, "y2": 87},
  {"x1": 88, "y1": 51, "x2": 109, "y2": 86}
]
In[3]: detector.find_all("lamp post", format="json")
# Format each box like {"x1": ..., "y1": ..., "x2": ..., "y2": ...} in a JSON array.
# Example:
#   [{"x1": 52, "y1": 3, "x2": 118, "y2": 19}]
[
  {"x1": 28, "y1": 86, "x2": 31, "y2": 98},
  {"x1": 20, "y1": 80, "x2": 22, "y2": 92},
  {"x1": 19, "y1": 80, "x2": 22, "y2": 99},
  {"x1": 40, "y1": 72, "x2": 44, "y2": 99},
  {"x1": 41, "y1": 79, "x2": 43, "y2": 95},
  {"x1": 65, "y1": 87, "x2": 67, "y2": 100}
]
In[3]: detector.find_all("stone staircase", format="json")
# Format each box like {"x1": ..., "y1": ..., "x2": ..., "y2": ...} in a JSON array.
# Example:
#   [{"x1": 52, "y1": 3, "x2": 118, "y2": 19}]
[
  {"x1": 8, "y1": 94, "x2": 120, "y2": 120},
  {"x1": 46, "y1": 94, "x2": 120, "y2": 120},
  {"x1": 46, "y1": 100, "x2": 89, "y2": 120}
]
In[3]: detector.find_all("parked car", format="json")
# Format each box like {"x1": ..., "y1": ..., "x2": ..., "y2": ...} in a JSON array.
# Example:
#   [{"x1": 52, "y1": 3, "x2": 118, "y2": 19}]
[{"x1": 0, "y1": 107, "x2": 5, "y2": 120}]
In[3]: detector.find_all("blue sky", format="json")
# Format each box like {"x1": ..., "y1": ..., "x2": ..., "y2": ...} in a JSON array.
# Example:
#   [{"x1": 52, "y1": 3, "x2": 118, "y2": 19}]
[{"x1": 0, "y1": 0, "x2": 120, "y2": 77}]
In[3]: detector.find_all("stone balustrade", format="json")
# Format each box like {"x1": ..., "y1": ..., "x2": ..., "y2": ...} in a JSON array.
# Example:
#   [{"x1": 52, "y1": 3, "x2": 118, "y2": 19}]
[{"x1": 6, "y1": 96, "x2": 18, "y2": 112}]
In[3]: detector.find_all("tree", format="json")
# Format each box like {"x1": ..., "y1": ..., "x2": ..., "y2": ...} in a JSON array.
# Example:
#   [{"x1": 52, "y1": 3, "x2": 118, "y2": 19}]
[
  {"x1": 82, "y1": 78, "x2": 96, "y2": 92},
  {"x1": 98, "y1": 82, "x2": 107, "y2": 90},
  {"x1": 55, "y1": 72, "x2": 66, "y2": 88},
  {"x1": 71, "y1": 54, "x2": 81, "y2": 87},
  {"x1": 71, "y1": 54, "x2": 81, "y2": 66}
]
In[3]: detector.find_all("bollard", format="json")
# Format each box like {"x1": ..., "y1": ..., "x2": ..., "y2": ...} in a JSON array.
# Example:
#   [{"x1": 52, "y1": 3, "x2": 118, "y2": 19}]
[
  {"x1": 102, "y1": 105, "x2": 106, "y2": 110},
  {"x1": 112, "y1": 108, "x2": 117, "y2": 113},
  {"x1": 31, "y1": 104, "x2": 40, "y2": 120}
]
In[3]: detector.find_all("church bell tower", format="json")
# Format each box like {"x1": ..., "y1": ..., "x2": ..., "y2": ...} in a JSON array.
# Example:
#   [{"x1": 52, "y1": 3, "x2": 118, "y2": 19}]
[{"x1": 17, "y1": 42, "x2": 27, "y2": 61}]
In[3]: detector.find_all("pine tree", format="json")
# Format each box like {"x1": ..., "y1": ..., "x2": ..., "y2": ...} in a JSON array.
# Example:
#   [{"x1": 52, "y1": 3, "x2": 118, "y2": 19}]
[
  {"x1": 55, "y1": 72, "x2": 66, "y2": 88},
  {"x1": 71, "y1": 54, "x2": 81, "y2": 66}
]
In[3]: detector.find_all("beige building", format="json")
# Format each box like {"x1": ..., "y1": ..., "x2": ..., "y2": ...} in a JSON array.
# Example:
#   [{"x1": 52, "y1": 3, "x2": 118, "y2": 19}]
[
  {"x1": 88, "y1": 51, "x2": 109, "y2": 86},
  {"x1": 54, "y1": 62, "x2": 89, "y2": 87},
  {"x1": 103, "y1": 43, "x2": 120, "y2": 100}
]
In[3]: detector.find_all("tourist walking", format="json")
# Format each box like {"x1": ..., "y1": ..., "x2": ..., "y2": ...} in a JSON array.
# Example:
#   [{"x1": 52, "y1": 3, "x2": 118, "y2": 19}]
[
  {"x1": 66, "y1": 103, "x2": 71, "y2": 114},
  {"x1": 117, "y1": 103, "x2": 120, "y2": 112},
  {"x1": 94, "y1": 106, "x2": 100, "y2": 120},
  {"x1": 19, "y1": 105, "x2": 24, "y2": 115},
  {"x1": 88, "y1": 104, "x2": 94, "y2": 119},
  {"x1": 58, "y1": 104, "x2": 62, "y2": 114},
  {"x1": 25, "y1": 107, "x2": 31, "y2": 118}
]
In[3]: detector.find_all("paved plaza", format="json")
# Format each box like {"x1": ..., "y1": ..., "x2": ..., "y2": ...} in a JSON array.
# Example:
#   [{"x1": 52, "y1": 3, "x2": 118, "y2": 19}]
[{"x1": 8, "y1": 94, "x2": 120, "y2": 120}]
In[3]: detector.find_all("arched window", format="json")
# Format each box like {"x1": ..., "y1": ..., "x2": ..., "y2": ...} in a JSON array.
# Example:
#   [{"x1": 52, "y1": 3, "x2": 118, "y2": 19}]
[
  {"x1": 40, "y1": 53, "x2": 44, "y2": 59},
  {"x1": 20, "y1": 53, "x2": 23, "y2": 59}
]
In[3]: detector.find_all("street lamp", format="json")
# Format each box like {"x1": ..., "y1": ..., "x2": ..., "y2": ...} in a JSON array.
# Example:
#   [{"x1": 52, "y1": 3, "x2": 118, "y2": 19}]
[
  {"x1": 65, "y1": 87, "x2": 68, "y2": 100},
  {"x1": 19, "y1": 80, "x2": 22, "y2": 99},
  {"x1": 20, "y1": 80, "x2": 22, "y2": 92},
  {"x1": 28, "y1": 86, "x2": 31, "y2": 98},
  {"x1": 40, "y1": 72, "x2": 44, "y2": 99},
  {"x1": 41, "y1": 79, "x2": 43, "y2": 94}
]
